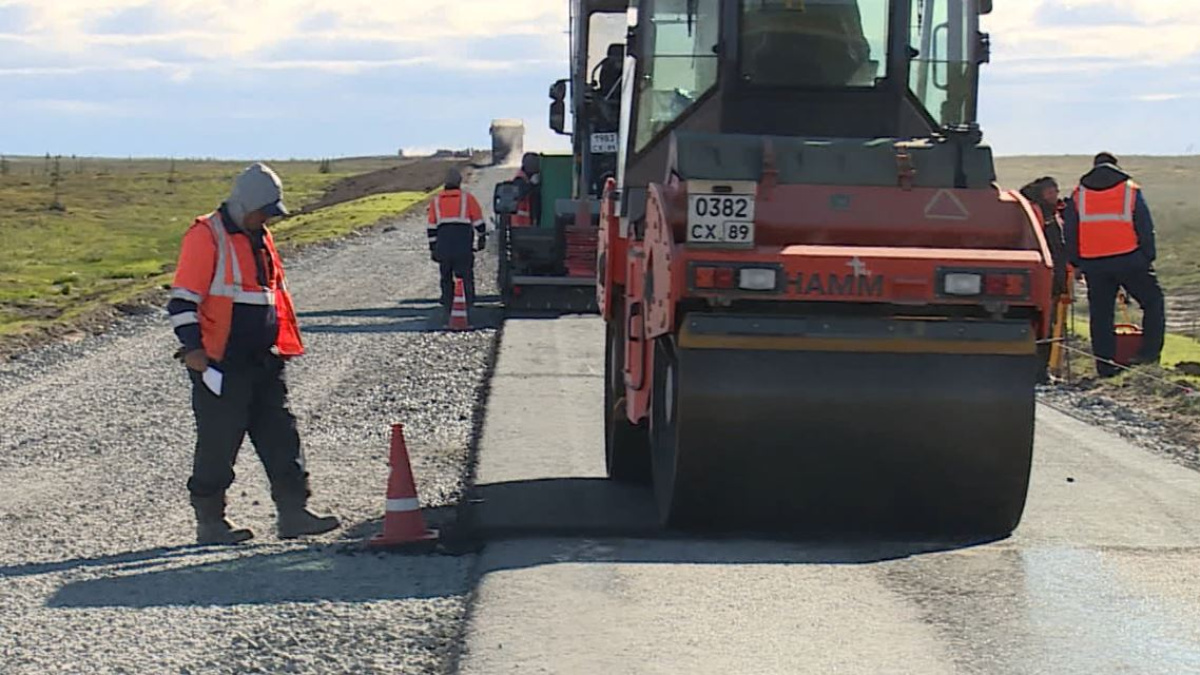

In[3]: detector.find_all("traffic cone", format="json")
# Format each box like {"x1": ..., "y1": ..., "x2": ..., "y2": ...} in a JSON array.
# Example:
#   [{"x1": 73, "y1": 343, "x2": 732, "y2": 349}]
[
  {"x1": 369, "y1": 424, "x2": 438, "y2": 549},
  {"x1": 448, "y1": 277, "x2": 469, "y2": 330}
]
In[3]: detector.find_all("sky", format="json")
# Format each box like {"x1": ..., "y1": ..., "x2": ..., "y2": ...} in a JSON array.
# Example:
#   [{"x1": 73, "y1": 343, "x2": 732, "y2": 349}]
[{"x1": 0, "y1": 0, "x2": 1197, "y2": 159}]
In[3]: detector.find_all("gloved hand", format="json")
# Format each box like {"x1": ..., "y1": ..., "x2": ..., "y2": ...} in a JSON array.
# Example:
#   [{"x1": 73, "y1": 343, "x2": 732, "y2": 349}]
[
  {"x1": 430, "y1": 248, "x2": 439, "y2": 263},
  {"x1": 476, "y1": 234, "x2": 487, "y2": 251}
]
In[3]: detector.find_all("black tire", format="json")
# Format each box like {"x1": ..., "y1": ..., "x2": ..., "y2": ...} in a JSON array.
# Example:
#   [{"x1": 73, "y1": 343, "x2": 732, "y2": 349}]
[
  {"x1": 649, "y1": 337, "x2": 681, "y2": 525},
  {"x1": 604, "y1": 301, "x2": 651, "y2": 483}
]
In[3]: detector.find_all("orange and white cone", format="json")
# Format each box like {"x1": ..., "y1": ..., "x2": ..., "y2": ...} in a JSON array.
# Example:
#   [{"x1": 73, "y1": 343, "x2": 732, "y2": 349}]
[
  {"x1": 448, "y1": 277, "x2": 469, "y2": 331},
  {"x1": 369, "y1": 424, "x2": 438, "y2": 548}
]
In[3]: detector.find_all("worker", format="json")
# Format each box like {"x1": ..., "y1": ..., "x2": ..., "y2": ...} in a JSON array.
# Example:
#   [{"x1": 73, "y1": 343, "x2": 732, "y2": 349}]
[
  {"x1": 510, "y1": 153, "x2": 541, "y2": 228},
  {"x1": 167, "y1": 162, "x2": 340, "y2": 545},
  {"x1": 1062, "y1": 152, "x2": 1166, "y2": 377},
  {"x1": 426, "y1": 167, "x2": 486, "y2": 320},
  {"x1": 1021, "y1": 176, "x2": 1070, "y2": 383}
]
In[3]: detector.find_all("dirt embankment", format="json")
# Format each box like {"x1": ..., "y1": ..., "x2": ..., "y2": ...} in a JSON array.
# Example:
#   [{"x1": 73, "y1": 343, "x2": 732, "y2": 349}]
[{"x1": 300, "y1": 156, "x2": 487, "y2": 213}]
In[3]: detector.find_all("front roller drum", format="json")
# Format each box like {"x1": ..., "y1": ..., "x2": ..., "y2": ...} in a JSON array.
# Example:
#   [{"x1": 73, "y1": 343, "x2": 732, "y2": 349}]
[{"x1": 649, "y1": 321, "x2": 1038, "y2": 538}]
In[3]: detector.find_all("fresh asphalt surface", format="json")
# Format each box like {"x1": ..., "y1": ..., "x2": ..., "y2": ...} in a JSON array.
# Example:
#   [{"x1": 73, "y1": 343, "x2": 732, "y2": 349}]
[{"x1": 455, "y1": 316, "x2": 1200, "y2": 674}]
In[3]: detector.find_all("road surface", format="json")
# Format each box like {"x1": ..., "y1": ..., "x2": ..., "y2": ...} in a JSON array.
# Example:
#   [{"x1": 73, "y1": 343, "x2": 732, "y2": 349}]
[{"x1": 457, "y1": 316, "x2": 1200, "y2": 674}]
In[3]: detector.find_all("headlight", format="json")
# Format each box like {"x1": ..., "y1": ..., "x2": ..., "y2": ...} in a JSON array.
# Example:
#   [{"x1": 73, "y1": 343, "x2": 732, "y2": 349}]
[
  {"x1": 943, "y1": 272, "x2": 982, "y2": 296},
  {"x1": 738, "y1": 268, "x2": 777, "y2": 291}
]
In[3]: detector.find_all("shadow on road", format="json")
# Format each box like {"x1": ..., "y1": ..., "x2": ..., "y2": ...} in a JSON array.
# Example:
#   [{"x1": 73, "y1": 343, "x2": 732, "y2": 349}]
[
  {"x1": 41, "y1": 507, "x2": 469, "y2": 610},
  {"x1": 296, "y1": 304, "x2": 505, "y2": 333},
  {"x1": 447, "y1": 477, "x2": 1004, "y2": 568}
]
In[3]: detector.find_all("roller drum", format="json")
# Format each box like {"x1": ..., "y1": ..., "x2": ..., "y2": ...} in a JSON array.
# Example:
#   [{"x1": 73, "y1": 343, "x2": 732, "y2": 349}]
[{"x1": 650, "y1": 314, "x2": 1038, "y2": 538}]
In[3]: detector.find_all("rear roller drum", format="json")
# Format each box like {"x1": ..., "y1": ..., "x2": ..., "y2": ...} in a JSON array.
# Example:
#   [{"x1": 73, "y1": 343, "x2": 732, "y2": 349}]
[{"x1": 604, "y1": 307, "x2": 650, "y2": 484}]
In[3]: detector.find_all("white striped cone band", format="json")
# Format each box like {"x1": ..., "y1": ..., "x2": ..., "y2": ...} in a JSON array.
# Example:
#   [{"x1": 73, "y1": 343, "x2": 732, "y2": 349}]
[{"x1": 386, "y1": 497, "x2": 421, "y2": 512}]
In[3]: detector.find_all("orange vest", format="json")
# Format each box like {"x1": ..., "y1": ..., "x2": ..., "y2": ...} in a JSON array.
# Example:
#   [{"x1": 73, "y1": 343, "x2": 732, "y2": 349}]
[
  {"x1": 1074, "y1": 180, "x2": 1140, "y2": 259},
  {"x1": 171, "y1": 212, "x2": 304, "y2": 362},
  {"x1": 427, "y1": 189, "x2": 484, "y2": 227},
  {"x1": 512, "y1": 170, "x2": 534, "y2": 228}
]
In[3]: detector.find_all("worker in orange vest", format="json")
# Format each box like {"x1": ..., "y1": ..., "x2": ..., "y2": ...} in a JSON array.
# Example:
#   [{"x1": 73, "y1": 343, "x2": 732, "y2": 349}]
[
  {"x1": 1063, "y1": 152, "x2": 1165, "y2": 377},
  {"x1": 167, "y1": 162, "x2": 339, "y2": 544},
  {"x1": 510, "y1": 153, "x2": 541, "y2": 228},
  {"x1": 427, "y1": 167, "x2": 486, "y2": 321},
  {"x1": 1021, "y1": 176, "x2": 1071, "y2": 383}
]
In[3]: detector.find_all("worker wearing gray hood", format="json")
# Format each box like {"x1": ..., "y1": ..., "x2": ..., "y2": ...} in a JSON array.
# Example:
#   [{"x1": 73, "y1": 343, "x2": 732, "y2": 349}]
[{"x1": 167, "y1": 162, "x2": 340, "y2": 544}]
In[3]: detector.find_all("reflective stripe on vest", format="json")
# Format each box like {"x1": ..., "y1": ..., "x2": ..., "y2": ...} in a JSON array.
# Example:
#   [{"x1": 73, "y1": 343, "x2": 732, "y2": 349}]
[
  {"x1": 432, "y1": 190, "x2": 471, "y2": 226},
  {"x1": 206, "y1": 213, "x2": 277, "y2": 306},
  {"x1": 1076, "y1": 181, "x2": 1139, "y2": 259}
]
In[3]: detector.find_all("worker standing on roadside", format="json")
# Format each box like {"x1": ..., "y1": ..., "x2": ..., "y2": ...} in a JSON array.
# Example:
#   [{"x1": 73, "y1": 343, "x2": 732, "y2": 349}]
[
  {"x1": 1021, "y1": 176, "x2": 1070, "y2": 383},
  {"x1": 1063, "y1": 152, "x2": 1166, "y2": 377},
  {"x1": 166, "y1": 162, "x2": 340, "y2": 545},
  {"x1": 427, "y1": 167, "x2": 486, "y2": 321},
  {"x1": 510, "y1": 153, "x2": 541, "y2": 228}
]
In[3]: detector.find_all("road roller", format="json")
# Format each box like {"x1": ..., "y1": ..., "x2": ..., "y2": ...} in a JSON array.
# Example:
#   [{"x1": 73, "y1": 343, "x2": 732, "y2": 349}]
[{"x1": 580, "y1": 0, "x2": 1054, "y2": 537}]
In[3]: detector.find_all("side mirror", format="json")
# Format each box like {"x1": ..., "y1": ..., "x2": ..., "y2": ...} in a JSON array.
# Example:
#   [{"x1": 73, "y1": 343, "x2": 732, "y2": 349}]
[
  {"x1": 549, "y1": 79, "x2": 567, "y2": 102},
  {"x1": 550, "y1": 100, "x2": 566, "y2": 135},
  {"x1": 978, "y1": 0, "x2": 992, "y2": 14},
  {"x1": 494, "y1": 181, "x2": 521, "y2": 215}
]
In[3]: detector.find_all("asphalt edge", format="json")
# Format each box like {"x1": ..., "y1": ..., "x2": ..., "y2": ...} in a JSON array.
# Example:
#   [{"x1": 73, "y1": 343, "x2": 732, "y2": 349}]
[{"x1": 439, "y1": 310, "x2": 506, "y2": 675}]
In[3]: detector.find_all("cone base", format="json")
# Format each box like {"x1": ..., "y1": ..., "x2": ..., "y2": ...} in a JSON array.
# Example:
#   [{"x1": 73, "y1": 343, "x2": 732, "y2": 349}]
[{"x1": 368, "y1": 528, "x2": 439, "y2": 551}]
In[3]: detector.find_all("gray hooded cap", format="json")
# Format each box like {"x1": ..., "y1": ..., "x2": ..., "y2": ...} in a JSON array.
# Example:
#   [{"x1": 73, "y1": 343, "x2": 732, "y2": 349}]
[{"x1": 226, "y1": 162, "x2": 288, "y2": 226}]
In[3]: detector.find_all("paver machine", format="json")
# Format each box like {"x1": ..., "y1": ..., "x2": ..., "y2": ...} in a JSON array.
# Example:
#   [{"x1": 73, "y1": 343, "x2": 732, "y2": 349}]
[
  {"x1": 491, "y1": 4, "x2": 630, "y2": 312},
  {"x1": 588, "y1": 0, "x2": 1054, "y2": 537}
]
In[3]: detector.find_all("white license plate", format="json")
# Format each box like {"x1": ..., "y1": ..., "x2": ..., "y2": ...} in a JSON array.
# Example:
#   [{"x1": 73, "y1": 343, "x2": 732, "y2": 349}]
[
  {"x1": 590, "y1": 133, "x2": 619, "y2": 154},
  {"x1": 686, "y1": 194, "x2": 756, "y2": 245}
]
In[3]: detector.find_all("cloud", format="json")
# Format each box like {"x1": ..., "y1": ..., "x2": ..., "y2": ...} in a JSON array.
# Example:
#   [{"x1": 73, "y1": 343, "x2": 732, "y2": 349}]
[
  {"x1": 984, "y1": 1, "x2": 1200, "y2": 67},
  {"x1": 1, "y1": 0, "x2": 568, "y2": 69}
]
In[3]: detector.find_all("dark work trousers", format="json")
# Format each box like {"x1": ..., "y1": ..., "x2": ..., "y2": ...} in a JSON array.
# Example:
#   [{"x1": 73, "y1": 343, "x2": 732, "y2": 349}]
[
  {"x1": 439, "y1": 250, "x2": 476, "y2": 310},
  {"x1": 186, "y1": 354, "x2": 310, "y2": 507},
  {"x1": 1084, "y1": 265, "x2": 1166, "y2": 375}
]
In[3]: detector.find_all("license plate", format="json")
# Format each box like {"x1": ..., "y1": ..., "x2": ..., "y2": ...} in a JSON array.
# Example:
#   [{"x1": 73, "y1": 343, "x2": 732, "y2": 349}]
[
  {"x1": 590, "y1": 133, "x2": 619, "y2": 154},
  {"x1": 686, "y1": 194, "x2": 756, "y2": 245}
]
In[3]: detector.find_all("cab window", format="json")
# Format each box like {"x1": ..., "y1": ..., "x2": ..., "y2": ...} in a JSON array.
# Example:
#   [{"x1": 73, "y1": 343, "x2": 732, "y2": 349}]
[
  {"x1": 634, "y1": 0, "x2": 721, "y2": 151},
  {"x1": 908, "y1": 0, "x2": 973, "y2": 126},
  {"x1": 740, "y1": 0, "x2": 892, "y2": 88}
]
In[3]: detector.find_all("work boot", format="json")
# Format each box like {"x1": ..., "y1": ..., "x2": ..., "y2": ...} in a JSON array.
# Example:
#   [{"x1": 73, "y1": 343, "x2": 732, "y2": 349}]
[
  {"x1": 191, "y1": 494, "x2": 254, "y2": 545},
  {"x1": 277, "y1": 505, "x2": 341, "y2": 539}
]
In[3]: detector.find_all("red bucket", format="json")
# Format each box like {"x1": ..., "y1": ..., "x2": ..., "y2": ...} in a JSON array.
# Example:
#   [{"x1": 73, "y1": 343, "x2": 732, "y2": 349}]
[{"x1": 1113, "y1": 323, "x2": 1143, "y2": 366}]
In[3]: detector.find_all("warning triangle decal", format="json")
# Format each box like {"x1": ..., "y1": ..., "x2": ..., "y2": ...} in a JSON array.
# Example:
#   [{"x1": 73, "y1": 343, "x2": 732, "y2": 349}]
[{"x1": 924, "y1": 189, "x2": 970, "y2": 221}]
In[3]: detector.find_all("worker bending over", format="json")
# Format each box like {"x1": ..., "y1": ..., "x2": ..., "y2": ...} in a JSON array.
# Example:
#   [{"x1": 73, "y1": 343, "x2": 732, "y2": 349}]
[
  {"x1": 167, "y1": 162, "x2": 340, "y2": 544},
  {"x1": 427, "y1": 167, "x2": 486, "y2": 320},
  {"x1": 1063, "y1": 153, "x2": 1166, "y2": 377}
]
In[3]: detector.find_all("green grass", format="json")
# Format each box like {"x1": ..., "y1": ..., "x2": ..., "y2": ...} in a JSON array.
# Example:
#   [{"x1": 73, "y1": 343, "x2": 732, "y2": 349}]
[
  {"x1": 271, "y1": 191, "x2": 429, "y2": 247},
  {"x1": 0, "y1": 156, "x2": 422, "y2": 337},
  {"x1": 1068, "y1": 314, "x2": 1200, "y2": 377}
]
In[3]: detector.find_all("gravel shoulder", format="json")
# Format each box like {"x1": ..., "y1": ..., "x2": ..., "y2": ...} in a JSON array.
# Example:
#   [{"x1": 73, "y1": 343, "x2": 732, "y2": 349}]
[{"x1": 0, "y1": 168, "x2": 507, "y2": 674}]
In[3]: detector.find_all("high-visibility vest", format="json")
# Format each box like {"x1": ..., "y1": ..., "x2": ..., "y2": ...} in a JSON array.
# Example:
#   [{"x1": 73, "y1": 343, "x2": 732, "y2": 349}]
[
  {"x1": 1074, "y1": 180, "x2": 1140, "y2": 259},
  {"x1": 512, "y1": 170, "x2": 534, "y2": 228},
  {"x1": 170, "y1": 212, "x2": 303, "y2": 362},
  {"x1": 428, "y1": 189, "x2": 484, "y2": 228}
]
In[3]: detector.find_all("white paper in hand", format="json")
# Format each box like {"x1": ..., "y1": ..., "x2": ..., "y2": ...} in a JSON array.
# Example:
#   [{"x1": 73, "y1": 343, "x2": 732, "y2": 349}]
[{"x1": 201, "y1": 367, "x2": 223, "y2": 396}]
